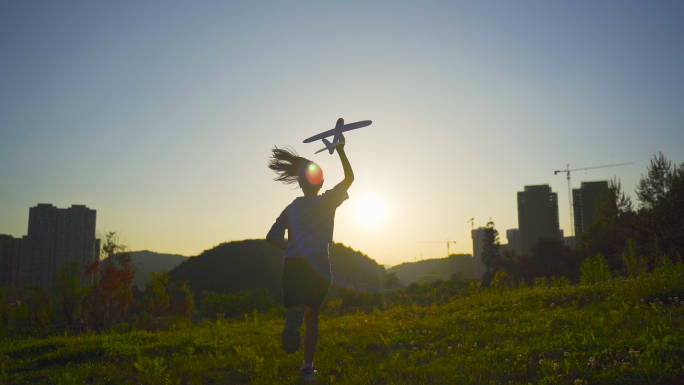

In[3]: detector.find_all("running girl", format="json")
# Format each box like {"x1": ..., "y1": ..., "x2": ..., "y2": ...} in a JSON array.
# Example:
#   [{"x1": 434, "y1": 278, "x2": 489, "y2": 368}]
[{"x1": 266, "y1": 131, "x2": 353, "y2": 382}]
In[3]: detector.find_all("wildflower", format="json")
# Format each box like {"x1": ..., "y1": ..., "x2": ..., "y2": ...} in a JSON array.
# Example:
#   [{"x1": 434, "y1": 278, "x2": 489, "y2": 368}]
[
  {"x1": 410, "y1": 341, "x2": 415, "y2": 346},
  {"x1": 552, "y1": 362, "x2": 560, "y2": 371},
  {"x1": 564, "y1": 351, "x2": 570, "y2": 357},
  {"x1": 588, "y1": 357, "x2": 595, "y2": 366},
  {"x1": 539, "y1": 359, "x2": 544, "y2": 365}
]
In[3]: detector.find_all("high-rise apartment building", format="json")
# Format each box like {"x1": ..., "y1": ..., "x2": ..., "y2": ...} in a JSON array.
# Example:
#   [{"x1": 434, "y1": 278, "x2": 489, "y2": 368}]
[
  {"x1": 471, "y1": 227, "x2": 487, "y2": 278},
  {"x1": 0, "y1": 235, "x2": 22, "y2": 286},
  {"x1": 5, "y1": 204, "x2": 99, "y2": 289},
  {"x1": 572, "y1": 181, "x2": 609, "y2": 236},
  {"x1": 517, "y1": 185, "x2": 561, "y2": 254},
  {"x1": 506, "y1": 229, "x2": 521, "y2": 254}
]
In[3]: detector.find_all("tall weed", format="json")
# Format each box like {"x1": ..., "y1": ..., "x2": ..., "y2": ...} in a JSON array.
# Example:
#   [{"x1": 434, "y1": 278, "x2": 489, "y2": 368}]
[{"x1": 622, "y1": 239, "x2": 647, "y2": 277}]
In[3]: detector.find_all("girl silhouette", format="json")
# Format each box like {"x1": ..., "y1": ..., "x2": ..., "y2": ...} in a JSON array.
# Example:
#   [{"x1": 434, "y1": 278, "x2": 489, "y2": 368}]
[{"x1": 267, "y1": 130, "x2": 353, "y2": 382}]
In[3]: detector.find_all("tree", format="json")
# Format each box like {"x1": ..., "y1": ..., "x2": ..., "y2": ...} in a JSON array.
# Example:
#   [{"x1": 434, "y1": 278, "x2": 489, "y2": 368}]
[
  {"x1": 636, "y1": 151, "x2": 674, "y2": 211},
  {"x1": 143, "y1": 271, "x2": 170, "y2": 317},
  {"x1": 526, "y1": 239, "x2": 578, "y2": 282},
  {"x1": 53, "y1": 260, "x2": 87, "y2": 328},
  {"x1": 577, "y1": 178, "x2": 636, "y2": 270},
  {"x1": 635, "y1": 152, "x2": 684, "y2": 260},
  {"x1": 84, "y1": 232, "x2": 136, "y2": 331},
  {"x1": 481, "y1": 221, "x2": 501, "y2": 287},
  {"x1": 142, "y1": 271, "x2": 195, "y2": 318},
  {"x1": 578, "y1": 153, "x2": 684, "y2": 270},
  {"x1": 167, "y1": 280, "x2": 195, "y2": 318}
]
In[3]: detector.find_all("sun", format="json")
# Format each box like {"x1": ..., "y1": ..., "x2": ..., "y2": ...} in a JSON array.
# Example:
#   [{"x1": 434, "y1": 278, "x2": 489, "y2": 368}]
[{"x1": 354, "y1": 194, "x2": 387, "y2": 226}]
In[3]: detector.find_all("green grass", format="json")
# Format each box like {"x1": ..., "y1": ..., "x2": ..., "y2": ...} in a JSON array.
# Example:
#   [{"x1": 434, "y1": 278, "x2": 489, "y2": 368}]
[{"x1": 2, "y1": 265, "x2": 683, "y2": 384}]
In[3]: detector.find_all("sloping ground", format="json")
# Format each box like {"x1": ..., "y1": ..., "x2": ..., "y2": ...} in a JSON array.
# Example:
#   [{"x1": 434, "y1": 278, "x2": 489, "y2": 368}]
[
  {"x1": 1, "y1": 264, "x2": 683, "y2": 384},
  {"x1": 388, "y1": 254, "x2": 474, "y2": 284},
  {"x1": 129, "y1": 251, "x2": 188, "y2": 288}
]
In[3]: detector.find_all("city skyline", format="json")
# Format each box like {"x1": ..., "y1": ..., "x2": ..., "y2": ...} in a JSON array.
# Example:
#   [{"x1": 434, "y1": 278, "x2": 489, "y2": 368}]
[
  {"x1": 0, "y1": 177, "x2": 610, "y2": 267},
  {"x1": 1, "y1": 2, "x2": 683, "y2": 265}
]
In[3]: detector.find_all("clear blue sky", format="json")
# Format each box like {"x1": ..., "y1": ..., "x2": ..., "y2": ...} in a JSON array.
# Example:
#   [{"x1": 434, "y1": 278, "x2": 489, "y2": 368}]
[{"x1": 1, "y1": 1, "x2": 683, "y2": 265}]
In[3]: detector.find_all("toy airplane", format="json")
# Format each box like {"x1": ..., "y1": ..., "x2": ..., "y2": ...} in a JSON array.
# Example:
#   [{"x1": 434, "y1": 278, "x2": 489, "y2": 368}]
[{"x1": 303, "y1": 118, "x2": 372, "y2": 154}]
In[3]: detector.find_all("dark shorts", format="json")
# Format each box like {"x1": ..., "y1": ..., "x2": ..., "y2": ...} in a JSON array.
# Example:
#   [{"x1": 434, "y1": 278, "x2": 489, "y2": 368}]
[{"x1": 282, "y1": 253, "x2": 332, "y2": 309}]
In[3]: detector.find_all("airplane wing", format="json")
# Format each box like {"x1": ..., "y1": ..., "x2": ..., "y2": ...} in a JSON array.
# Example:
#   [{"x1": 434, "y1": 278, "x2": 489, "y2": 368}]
[{"x1": 303, "y1": 120, "x2": 372, "y2": 143}]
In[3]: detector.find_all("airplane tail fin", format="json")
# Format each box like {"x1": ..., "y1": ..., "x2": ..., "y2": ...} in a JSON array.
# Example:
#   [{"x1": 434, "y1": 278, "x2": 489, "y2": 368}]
[
  {"x1": 315, "y1": 138, "x2": 345, "y2": 155},
  {"x1": 323, "y1": 138, "x2": 335, "y2": 154}
]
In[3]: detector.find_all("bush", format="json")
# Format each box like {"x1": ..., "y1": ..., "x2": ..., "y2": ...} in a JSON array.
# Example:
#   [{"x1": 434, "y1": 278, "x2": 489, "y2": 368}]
[{"x1": 580, "y1": 253, "x2": 611, "y2": 284}]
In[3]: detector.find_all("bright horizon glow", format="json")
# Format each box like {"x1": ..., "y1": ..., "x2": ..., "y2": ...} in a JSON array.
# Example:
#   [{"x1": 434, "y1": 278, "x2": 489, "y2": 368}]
[{"x1": 353, "y1": 194, "x2": 387, "y2": 227}]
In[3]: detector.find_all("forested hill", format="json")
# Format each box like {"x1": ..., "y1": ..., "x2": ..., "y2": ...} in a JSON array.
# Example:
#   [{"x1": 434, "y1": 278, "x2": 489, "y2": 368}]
[
  {"x1": 388, "y1": 254, "x2": 474, "y2": 284},
  {"x1": 167, "y1": 240, "x2": 401, "y2": 301},
  {"x1": 129, "y1": 250, "x2": 188, "y2": 288}
]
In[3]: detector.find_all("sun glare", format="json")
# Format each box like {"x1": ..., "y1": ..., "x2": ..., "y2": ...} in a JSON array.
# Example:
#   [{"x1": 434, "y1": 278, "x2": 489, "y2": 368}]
[{"x1": 354, "y1": 194, "x2": 387, "y2": 227}]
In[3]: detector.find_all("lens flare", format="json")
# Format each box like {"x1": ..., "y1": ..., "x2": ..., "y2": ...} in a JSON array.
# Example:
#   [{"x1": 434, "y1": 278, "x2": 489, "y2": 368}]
[{"x1": 305, "y1": 162, "x2": 323, "y2": 187}]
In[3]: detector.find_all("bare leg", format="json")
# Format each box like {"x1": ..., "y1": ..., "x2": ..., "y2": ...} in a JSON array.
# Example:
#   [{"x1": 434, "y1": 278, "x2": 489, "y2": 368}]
[
  {"x1": 282, "y1": 305, "x2": 305, "y2": 354},
  {"x1": 303, "y1": 306, "x2": 320, "y2": 364}
]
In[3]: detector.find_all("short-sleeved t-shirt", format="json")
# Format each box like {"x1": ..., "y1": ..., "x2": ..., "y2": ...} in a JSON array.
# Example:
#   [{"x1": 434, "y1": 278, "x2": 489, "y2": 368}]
[{"x1": 267, "y1": 183, "x2": 349, "y2": 259}]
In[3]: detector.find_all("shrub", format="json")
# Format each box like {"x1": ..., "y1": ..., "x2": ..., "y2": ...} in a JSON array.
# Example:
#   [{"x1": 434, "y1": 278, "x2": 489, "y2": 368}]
[{"x1": 580, "y1": 253, "x2": 611, "y2": 284}]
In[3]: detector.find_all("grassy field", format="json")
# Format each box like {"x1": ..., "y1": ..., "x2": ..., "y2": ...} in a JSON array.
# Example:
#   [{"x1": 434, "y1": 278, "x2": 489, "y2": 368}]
[{"x1": 1, "y1": 263, "x2": 683, "y2": 385}]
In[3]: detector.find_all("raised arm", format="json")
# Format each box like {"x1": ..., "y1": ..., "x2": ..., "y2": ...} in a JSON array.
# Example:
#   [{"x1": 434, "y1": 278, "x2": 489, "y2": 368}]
[{"x1": 337, "y1": 133, "x2": 354, "y2": 189}]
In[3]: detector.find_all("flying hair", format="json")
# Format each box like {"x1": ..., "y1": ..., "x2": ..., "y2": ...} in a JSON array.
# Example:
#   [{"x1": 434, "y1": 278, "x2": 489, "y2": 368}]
[{"x1": 268, "y1": 146, "x2": 310, "y2": 185}]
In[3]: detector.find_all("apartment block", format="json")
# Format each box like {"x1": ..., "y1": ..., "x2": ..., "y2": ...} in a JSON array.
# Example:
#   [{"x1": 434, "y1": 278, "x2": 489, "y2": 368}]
[
  {"x1": 573, "y1": 181, "x2": 609, "y2": 236},
  {"x1": 517, "y1": 185, "x2": 561, "y2": 254}
]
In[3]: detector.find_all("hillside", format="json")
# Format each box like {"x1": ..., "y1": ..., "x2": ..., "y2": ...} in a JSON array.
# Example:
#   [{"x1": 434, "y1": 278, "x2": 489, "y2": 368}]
[
  {"x1": 168, "y1": 240, "x2": 400, "y2": 301},
  {"x1": 128, "y1": 250, "x2": 188, "y2": 288},
  {"x1": 2, "y1": 263, "x2": 682, "y2": 384},
  {"x1": 388, "y1": 253, "x2": 474, "y2": 284}
]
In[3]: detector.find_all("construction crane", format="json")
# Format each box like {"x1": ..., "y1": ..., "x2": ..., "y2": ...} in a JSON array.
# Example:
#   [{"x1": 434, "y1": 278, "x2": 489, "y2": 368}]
[
  {"x1": 554, "y1": 162, "x2": 633, "y2": 236},
  {"x1": 417, "y1": 238, "x2": 457, "y2": 258},
  {"x1": 467, "y1": 218, "x2": 474, "y2": 231}
]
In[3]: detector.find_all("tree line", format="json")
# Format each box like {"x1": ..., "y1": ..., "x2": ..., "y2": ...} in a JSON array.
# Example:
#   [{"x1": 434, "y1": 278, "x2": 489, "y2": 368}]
[{"x1": 480, "y1": 152, "x2": 683, "y2": 287}]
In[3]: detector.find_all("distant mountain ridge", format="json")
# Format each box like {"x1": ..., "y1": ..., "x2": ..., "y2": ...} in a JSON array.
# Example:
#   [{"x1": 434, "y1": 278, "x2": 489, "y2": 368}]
[
  {"x1": 168, "y1": 240, "x2": 401, "y2": 301},
  {"x1": 388, "y1": 254, "x2": 474, "y2": 285},
  {"x1": 129, "y1": 250, "x2": 188, "y2": 288}
]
